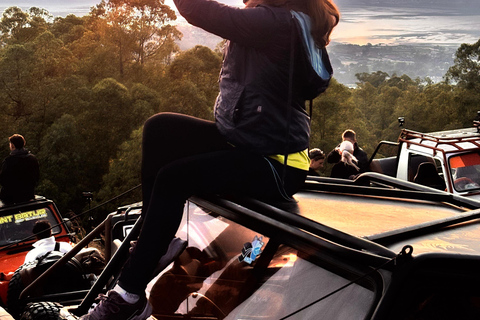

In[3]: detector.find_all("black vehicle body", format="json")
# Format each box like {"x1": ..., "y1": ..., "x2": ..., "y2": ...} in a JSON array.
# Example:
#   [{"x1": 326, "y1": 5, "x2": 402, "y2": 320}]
[{"x1": 16, "y1": 174, "x2": 480, "y2": 319}]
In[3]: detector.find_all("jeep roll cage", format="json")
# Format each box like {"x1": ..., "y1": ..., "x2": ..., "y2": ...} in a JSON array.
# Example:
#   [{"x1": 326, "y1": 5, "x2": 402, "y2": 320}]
[{"x1": 16, "y1": 172, "x2": 480, "y2": 319}]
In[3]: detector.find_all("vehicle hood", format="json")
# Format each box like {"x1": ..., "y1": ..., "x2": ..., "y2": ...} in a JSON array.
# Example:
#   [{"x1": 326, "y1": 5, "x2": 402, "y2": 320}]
[{"x1": 0, "y1": 250, "x2": 27, "y2": 275}]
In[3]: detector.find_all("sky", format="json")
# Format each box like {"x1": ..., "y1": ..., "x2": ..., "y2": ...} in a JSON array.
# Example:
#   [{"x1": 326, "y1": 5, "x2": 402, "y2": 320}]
[{"x1": 1, "y1": 0, "x2": 479, "y2": 46}]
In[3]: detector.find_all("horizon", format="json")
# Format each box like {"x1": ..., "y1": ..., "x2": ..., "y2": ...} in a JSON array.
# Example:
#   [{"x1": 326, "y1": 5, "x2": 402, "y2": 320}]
[{"x1": 1, "y1": 0, "x2": 479, "y2": 46}]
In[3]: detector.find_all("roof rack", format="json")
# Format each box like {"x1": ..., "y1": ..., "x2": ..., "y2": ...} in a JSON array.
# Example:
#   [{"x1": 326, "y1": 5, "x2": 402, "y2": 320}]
[{"x1": 399, "y1": 128, "x2": 480, "y2": 154}]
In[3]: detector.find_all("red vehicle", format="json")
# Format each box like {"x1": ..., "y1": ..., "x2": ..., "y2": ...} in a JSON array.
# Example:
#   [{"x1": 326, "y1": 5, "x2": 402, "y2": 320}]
[{"x1": 0, "y1": 197, "x2": 72, "y2": 308}]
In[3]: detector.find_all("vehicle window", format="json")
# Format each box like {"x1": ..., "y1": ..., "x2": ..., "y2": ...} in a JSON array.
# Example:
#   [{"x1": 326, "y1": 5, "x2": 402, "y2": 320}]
[
  {"x1": 226, "y1": 252, "x2": 376, "y2": 320},
  {"x1": 372, "y1": 141, "x2": 399, "y2": 159},
  {"x1": 0, "y1": 207, "x2": 61, "y2": 246},
  {"x1": 408, "y1": 154, "x2": 437, "y2": 182},
  {"x1": 148, "y1": 202, "x2": 377, "y2": 320},
  {"x1": 369, "y1": 142, "x2": 398, "y2": 177},
  {"x1": 450, "y1": 152, "x2": 480, "y2": 192},
  {"x1": 409, "y1": 155, "x2": 446, "y2": 190}
]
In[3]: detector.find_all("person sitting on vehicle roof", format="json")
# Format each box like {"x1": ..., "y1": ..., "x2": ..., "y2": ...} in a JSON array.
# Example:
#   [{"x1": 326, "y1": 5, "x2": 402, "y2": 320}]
[
  {"x1": 24, "y1": 220, "x2": 72, "y2": 264},
  {"x1": 79, "y1": 0, "x2": 339, "y2": 318},
  {"x1": 308, "y1": 148, "x2": 325, "y2": 176},
  {"x1": 327, "y1": 129, "x2": 368, "y2": 179},
  {"x1": 0, "y1": 134, "x2": 39, "y2": 205}
]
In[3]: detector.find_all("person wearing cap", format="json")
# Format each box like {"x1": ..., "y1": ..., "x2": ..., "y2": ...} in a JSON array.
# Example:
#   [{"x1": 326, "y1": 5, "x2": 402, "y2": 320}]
[
  {"x1": 308, "y1": 148, "x2": 325, "y2": 176},
  {"x1": 0, "y1": 134, "x2": 39, "y2": 205}
]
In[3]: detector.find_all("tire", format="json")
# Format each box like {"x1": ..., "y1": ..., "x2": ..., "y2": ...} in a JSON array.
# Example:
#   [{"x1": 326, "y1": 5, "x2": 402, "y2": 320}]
[
  {"x1": 20, "y1": 302, "x2": 62, "y2": 320},
  {"x1": 7, "y1": 261, "x2": 37, "y2": 318},
  {"x1": 7, "y1": 252, "x2": 89, "y2": 318}
]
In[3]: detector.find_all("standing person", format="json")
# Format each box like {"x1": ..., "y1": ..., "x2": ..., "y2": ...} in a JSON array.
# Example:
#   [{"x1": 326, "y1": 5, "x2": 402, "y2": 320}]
[
  {"x1": 0, "y1": 134, "x2": 40, "y2": 205},
  {"x1": 308, "y1": 148, "x2": 325, "y2": 176},
  {"x1": 327, "y1": 129, "x2": 368, "y2": 179},
  {"x1": 24, "y1": 220, "x2": 73, "y2": 263},
  {"x1": 80, "y1": 0, "x2": 339, "y2": 318}
]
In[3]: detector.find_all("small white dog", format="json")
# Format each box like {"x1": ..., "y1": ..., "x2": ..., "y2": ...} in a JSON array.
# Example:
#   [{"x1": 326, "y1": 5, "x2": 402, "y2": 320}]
[{"x1": 338, "y1": 140, "x2": 360, "y2": 171}]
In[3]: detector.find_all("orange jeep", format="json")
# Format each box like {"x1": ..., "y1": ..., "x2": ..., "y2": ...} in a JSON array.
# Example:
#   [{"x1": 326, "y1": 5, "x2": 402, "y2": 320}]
[{"x1": 0, "y1": 197, "x2": 72, "y2": 308}]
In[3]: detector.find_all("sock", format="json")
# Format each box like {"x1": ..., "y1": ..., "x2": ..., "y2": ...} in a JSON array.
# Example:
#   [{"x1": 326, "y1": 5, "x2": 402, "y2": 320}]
[{"x1": 113, "y1": 284, "x2": 140, "y2": 304}]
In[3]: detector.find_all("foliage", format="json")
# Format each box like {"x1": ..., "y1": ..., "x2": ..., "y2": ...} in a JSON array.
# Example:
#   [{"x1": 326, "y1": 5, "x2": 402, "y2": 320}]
[
  {"x1": 91, "y1": 0, "x2": 181, "y2": 78},
  {"x1": 94, "y1": 127, "x2": 143, "y2": 220},
  {"x1": 0, "y1": 7, "x2": 51, "y2": 45},
  {"x1": 446, "y1": 39, "x2": 480, "y2": 90},
  {"x1": 0, "y1": 5, "x2": 479, "y2": 226},
  {"x1": 0, "y1": 4, "x2": 184, "y2": 219},
  {"x1": 37, "y1": 114, "x2": 87, "y2": 212}
]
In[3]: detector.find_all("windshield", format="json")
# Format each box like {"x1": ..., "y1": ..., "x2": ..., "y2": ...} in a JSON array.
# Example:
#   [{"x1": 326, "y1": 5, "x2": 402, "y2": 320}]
[
  {"x1": 147, "y1": 201, "x2": 378, "y2": 319},
  {"x1": 0, "y1": 206, "x2": 61, "y2": 246},
  {"x1": 450, "y1": 153, "x2": 480, "y2": 192}
]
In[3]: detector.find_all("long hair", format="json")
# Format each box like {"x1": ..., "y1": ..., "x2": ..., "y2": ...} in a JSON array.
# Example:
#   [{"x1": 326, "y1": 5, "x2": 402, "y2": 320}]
[{"x1": 262, "y1": 0, "x2": 340, "y2": 48}]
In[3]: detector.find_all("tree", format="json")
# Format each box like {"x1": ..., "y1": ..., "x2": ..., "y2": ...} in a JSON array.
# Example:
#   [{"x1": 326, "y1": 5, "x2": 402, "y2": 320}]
[
  {"x1": 375, "y1": 86, "x2": 402, "y2": 132},
  {"x1": 158, "y1": 79, "x2": 212, "y2": 119},
  {"x1": 50, "y1": 14, "x2": 88, "y2": 45},
  {"x1": 30, "y1": 32, "x2": 76, "y2": 146},
  {"x1": 446, "y1": 39, "x2": 480, "y2": 90},
  {"x1": 309, "y1": 79, "x2": 353, "y2": 151},
  {"x1": 167, "y1": 45, "x2": 222, "y2": 103},
  {"x1": 385, "y1": 74, "x2": 415, "y2": 90},
  {"x1": 67, "y1": 26, "x2": 119, "y2": 82},
  {"x1": 95, "y1": 127, "x2": 143, "y2": 216},
  {"x1": 37, "y1": 114, "x2": 87, "y2": 213},
  {"x1": 129, "y1": 83, "x2": 159, "y2": 121},
  {"x1": 91, "y1": 0, "x2": 181, "y2": 77},
  {"x1": 0, "y1": 44, "x2": 36, "y2": 120},
  {"x1": 355, "y1": 71, "x2": 389, "y2": 88},
  {"x1": 80, "y1": 78, "x2": 133, "y2": 165},
  {"x1": 350, "y1": 81, "x2": 376, "y2": 124},
  {"x1": 0, "y1": 7, "x2": 51, "y2": 45}
]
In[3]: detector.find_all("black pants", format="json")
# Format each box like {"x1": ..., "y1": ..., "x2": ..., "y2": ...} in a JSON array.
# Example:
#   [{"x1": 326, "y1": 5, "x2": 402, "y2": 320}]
[{"x1": 118, "y1": 113, "x2": 306, "y2": 294}]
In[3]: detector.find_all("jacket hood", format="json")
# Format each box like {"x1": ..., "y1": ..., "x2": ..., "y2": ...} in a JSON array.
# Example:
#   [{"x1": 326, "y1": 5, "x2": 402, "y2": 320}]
[
  {"x1": 10, "y1": 148, "x2": 30, "y2": 157},
  {"x1": 291, "y1": 11, "x2": 333, "y2": 99},
  {"x1": 291, "y1": 11, "x2": 331, "y2": 80}
]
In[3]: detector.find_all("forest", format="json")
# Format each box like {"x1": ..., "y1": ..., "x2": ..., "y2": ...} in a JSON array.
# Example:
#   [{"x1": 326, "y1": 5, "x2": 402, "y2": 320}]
[{"x1": 0, "y1": 0, "x2": 479, "y2": 226}]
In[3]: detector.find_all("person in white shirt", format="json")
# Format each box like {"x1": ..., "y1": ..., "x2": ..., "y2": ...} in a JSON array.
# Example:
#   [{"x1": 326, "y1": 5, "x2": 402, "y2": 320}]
[{"x1": 24, "y1": 220, "x2": 72, "y2": 264}]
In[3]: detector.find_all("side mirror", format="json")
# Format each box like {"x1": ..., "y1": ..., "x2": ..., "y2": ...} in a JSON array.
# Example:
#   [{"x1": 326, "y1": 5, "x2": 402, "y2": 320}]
[{"x1": 63, "y1": 217, "x2": 73, "y2": 229}]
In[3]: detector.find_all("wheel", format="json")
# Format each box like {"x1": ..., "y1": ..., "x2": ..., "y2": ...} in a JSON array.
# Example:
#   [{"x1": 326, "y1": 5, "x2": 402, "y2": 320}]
[
  {"x1": 7, "y1": 261, "x2": 37, "y2": 318},
  {"x1": 20, "y1": 301, "x2": 62, "y2": 320},
  {"x1": 7, "y1": 251, "x2": 90, "y2": 318}
]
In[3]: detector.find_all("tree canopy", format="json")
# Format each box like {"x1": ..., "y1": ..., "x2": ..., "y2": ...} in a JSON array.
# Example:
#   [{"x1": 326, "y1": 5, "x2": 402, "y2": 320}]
[
  {"x1": 446, "y1": 39, "x2": 480, "y2": 91},
  {"x1": 0, "y1": 5, "x2": 479, "y2": 223}
]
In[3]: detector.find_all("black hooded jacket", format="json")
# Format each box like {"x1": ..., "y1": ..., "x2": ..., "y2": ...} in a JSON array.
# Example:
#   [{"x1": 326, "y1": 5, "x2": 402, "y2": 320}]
[
  {"x1": 0, "y1": 148, "x2": 39, "y2": 204},
  {"x1": 174, "y1": 0, "x2": 332, "y2": 155}
]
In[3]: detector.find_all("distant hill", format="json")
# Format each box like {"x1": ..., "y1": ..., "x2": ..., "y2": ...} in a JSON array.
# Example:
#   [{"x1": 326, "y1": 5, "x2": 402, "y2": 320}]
[
  {"x1": 335, "y1": 0, "x2": 480, "y2": 11},
  {"x1": 328, "y1": 42, "x2": 458, "y2": 87},
  {"x1": 175, "y1": 28, "x2": 460, "y2": 87}
]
